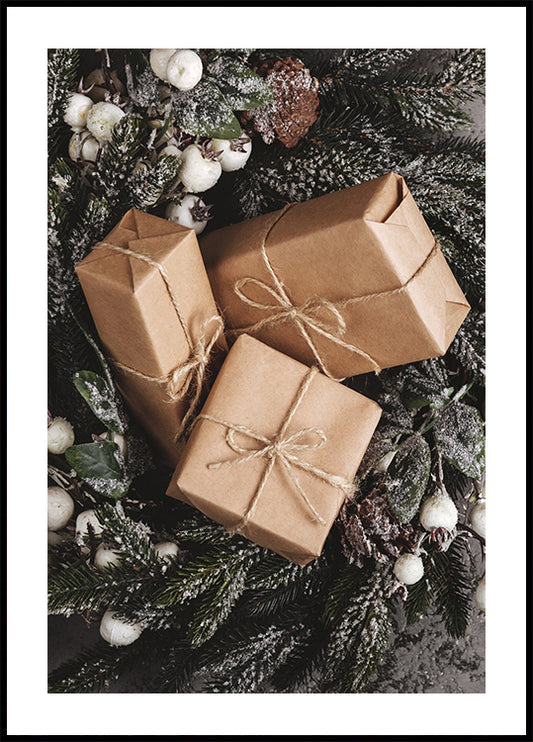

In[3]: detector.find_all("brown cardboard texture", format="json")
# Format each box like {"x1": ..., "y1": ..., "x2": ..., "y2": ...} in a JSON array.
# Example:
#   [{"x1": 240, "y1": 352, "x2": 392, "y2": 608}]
[
  {"x1": 167, "y1": 335, "x2": 382, "y2": 565},
  {"x1": 200, "y1": 173, "x2": 470, "y2": 380},
  {"x1": 76, "y1": 208, "x2": 226, "y2": 466}
]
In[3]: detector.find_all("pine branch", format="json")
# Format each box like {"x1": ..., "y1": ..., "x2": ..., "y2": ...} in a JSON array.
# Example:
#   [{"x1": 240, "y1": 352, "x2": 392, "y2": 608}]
[
  {"x1": 321, "y1": 564, "x2": 392, "y2": 692},
  {"x1": 96, "y1": 501, "x2": 158, "y2": 568},
  {"x1": 404, "y1": 572, "x2": 432, "y2": 624},
  {"x1": 431, "y1": 534, "x2": 473, "y2": 639},
  {"x1": 48, "y1": 560, "x2": 161, "y2": 616},
  {"x1": 48, "y1": 641, "x2": 135, "y2": 693},
  {"x1": 48, "y1": 49, "x2": 79, "y2": 160},
  {"x1": 200, "y1": 623, "x2": 309, "y2": 692}
]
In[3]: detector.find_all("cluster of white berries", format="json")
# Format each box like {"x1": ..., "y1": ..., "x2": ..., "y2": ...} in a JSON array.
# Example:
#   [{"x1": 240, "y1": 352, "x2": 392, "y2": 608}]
[
  {"x1": 394, "y1": 492, "x2": 458, "y2": 587},
  {"x1": 150, "y1": 49, "x2": 203, "y2": 91},
  {"x1": 63, "y1": 70, "x2": 126, "y2": 164},
  {"x1": 393, "y1": 488, "x2": 486, "y2": 614}
]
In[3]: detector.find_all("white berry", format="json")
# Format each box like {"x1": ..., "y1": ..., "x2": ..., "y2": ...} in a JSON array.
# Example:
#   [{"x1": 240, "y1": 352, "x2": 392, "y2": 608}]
[
  {"x1": 419, "y1": 494, "x2": 458, "y2": 531},
  {"x1": 149, "y1": 49, "x2": 176, "y2": 82},
  {"x1": 63, "y1": 93, "x2": 93, "y2": 132},
  {"x1": 393, "y1": 553, "x2": 424, "y2": 585},
  {"x1": 68, "y1": 131, "x2": 100, "y2": 163},
  {"x1": 178, "y1": 144, "x2": 221, "y2": 193},
  {"x1": 48, "y1": 417, "x2": 75, "y2": 454},
  {"x1": 469, "y1": 500, "x2": 486, "y2": 538},
  {"x1": 166, "y1": 49, "x2": 203, "y2": 91},
  {"x1": 86, "y1": 101, "x2": 125, "y2": 143},
  {"x1": 154, "y1": 541, "x2": 179, "y2": 561},
  {"x1": 99, "y1": 609, "x2": 143, "y2": 646},
  {"x1": 165, "y1": 195, "x2": 209, "y2": 235},
  {"x1": 475, "y1": 577, "x2": 485, "y2": 611},
  {"x1": 48, "y1": 486, "x2": 75, "y2": 531},
  {"x1": 94, "y1": 544, "x2": 122, "y2": 568},
  {"x1": 76, "y1": 509, "x2": 103, "y2": 538},
  {"x1": 209, "y1": 137, "x2": 252, "y2": 172}
]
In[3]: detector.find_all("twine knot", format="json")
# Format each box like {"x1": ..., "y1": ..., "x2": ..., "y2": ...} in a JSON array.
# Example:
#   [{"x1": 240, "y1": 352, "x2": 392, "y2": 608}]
[
  {"x1": 230, "y1": 204, "x2": 441, "y2": 380},
  {"x1": 234, "y1": 277, "x2": 347, "y2": 339},
  {"x1": 196, "y1": 367, "x2": 355, "y2": 533}
]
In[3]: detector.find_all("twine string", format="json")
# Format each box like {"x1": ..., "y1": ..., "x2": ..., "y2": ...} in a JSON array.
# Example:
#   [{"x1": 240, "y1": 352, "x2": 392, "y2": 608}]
[
  {"x1": 196, "y1": 367, "x2": 355, "y2": 534},
  {"x1": 93, "y1": 241, "x2": 224, "y2": 439},
  {"x1": 230, "y1": 204, "x2": 441, "y2": 379}
]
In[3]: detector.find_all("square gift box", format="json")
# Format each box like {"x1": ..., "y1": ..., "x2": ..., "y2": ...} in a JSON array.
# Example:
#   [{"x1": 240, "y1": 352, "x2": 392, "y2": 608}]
[
  {"x1": 200, "y1": 172, "x2": 470, "y2": 380},
  {"x1": 76, "y1": 208, "x2": 226, "y2": 466},
  {"x1": 167, "y1": 335, "x2": 382, "y2": 565}
]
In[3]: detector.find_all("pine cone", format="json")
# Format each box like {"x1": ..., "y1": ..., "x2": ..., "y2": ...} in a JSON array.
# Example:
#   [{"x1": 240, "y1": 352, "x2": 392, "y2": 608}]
[
  {"x1": 241, "y1": 57, "x2": 319, "y2": 148},
  {"x1": 337, "y1": 482, "x2": 417, "y2": 568}
]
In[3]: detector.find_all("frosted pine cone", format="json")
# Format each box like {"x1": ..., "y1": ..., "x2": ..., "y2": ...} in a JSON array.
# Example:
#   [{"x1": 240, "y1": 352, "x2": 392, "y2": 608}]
[
  {"x1": 337, "y1": 482, "x2": 417, "y2": 568},
  {"x1": 241, "y1": 57, "x2": 319, "y2": 148}
]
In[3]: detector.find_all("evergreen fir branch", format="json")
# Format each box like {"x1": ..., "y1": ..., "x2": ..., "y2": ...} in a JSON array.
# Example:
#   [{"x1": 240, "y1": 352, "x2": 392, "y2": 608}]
[
  {"x1": 48, "y1": 561, "x2": 161, "y2": 615},
  {"x1": 172, "y1": 514, "x2": 238, "y2": 546},
  {"x1": 321, "y1": 564, "x2": 392, "y2": 692},
  {"x1": 322, "y1": 563, "x2": 366, "y2": 629},
  {"x1": 187, "y1": 555, "x2": 253, "y2": 646},
  {"x1": 269, "y1": 627, "x2": 327, "y2": 692},
  {"x1": 126, "y1": 153, "x2": 180, "y2": 210},
  {"x1": 96, "y1": 502, "x2": 158, "y2": 568},
  {"x1": 246, "y1": 551, "x2": 322, "y2": 591},
  {"x1": 404, "y1": 571, "x2": 432, "y2": 624},
  {"x1": 48, "y1": 641, "x2": 135, "y2": 693},
  {"x1": 155, "y1": 542, "x2": 260, "y2": 609},
  {"x1": 48, "y1": 48, "x2": 79, "y2": 159},
  {"x1": 245, "y1": 570, "x2": 329, "y2": 621},
  {"x1": 200, "y1": 623, "x2": 309, "y2": 692},
  {"x1": 92, "y1": 115, "x2": 147, "y2": 209},
  {"x1": 431, "y1": 534, "x2": 473, "y2": 639}
]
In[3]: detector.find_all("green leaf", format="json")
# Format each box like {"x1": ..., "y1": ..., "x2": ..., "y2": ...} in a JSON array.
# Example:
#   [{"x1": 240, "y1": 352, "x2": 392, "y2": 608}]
[
  {"x1": 171, "y1": 80, "x2": 242, "y2": 139},
  {"x1": 433, "y1": 401, "x2": 485, "y2": 478},
  {"x1": 386, "y1": 435, "x2": 431, "y2": 523},
  {"x1": 206, "y1": 56, "x2": 273, "y2": 110},
  {"x1": 65, "y1": 441, "x2": 123, "y2": 481},
  {"x1": 73, "y1": 370, "x2": 126, "y2": 434}
]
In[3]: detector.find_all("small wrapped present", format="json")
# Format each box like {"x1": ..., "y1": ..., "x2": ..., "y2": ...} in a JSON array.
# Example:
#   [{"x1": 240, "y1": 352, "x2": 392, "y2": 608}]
[
  {"x1": 200, "y1": 173, "x2": 470, "y2": 380},
  {"x1": 76, "y1": 208, "x2": 226, "y2": 466},
  {"x1": 167, "y1": 335, "x2": 381, "y2": 565}
]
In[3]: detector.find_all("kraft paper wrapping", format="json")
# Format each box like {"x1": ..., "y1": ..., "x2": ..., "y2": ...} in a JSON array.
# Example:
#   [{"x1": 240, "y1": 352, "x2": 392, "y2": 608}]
[
  {"x1": 167, "y1": 335, "x2": 382, "y2": 565},
  {"x1": 200, "y1": 173, "x2": 470, "y2": 380},
  {"x1": 76, "y1": 208, "x2": 226, "y2": 467}
]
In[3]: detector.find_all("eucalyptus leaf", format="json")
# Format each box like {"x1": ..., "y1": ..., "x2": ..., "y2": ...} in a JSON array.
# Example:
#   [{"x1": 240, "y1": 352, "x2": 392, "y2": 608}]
[
  {"x1": 73, "y1": 370, "x2": 126, "y2": 434},
  {"x1": 433, "y1": 402, "x2": 485, "y2": 478},
  {"x1": 171, "y1": 80, "x2": 242, "y2": 139},
  {"x1": 206, "y1": 56, "x2": 273, "y2": 110},
  {"x1": 65, "y1": 441, "x2": 123, "y2": 481},
  {"x1": 386, "y1": 435, "x2": 431, "y2": 523}
]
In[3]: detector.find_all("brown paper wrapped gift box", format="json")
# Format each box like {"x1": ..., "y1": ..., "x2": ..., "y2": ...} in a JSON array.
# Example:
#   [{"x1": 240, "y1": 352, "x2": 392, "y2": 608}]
[
  {"x1": 76, "y1": 209, "x2": 226, "y2": 467},
  {"x1": 200, "y1": 173, "x2": 470, "y2": 380},
  {"x1": 167, "y1": 335, "x2": 382, "y2": 565}
]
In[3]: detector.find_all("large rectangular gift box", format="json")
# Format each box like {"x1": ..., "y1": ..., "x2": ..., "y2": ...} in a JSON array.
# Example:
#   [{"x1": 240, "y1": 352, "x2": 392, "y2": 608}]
[
  {"x1": 200, "y1": 173, "x2": 470, "y2": 380},
  {"x1": 167, "y1": 334, "x2": 382, "y2": 565},
  {"x1": 76, "y1": 208, "x2": 226, "y2": 467}
]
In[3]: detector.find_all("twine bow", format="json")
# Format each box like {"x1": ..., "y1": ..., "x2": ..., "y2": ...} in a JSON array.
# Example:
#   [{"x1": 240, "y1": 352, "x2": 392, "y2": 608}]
[
  {"x1": 230, "y1": 204, "x2": 441, "y2": 380},
  {"x1": 196, "y1": 367, "x2": 355, "y2": 534},
  {"x1": 93, "y1": 241, "x2": 224, "y2": 440}
]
